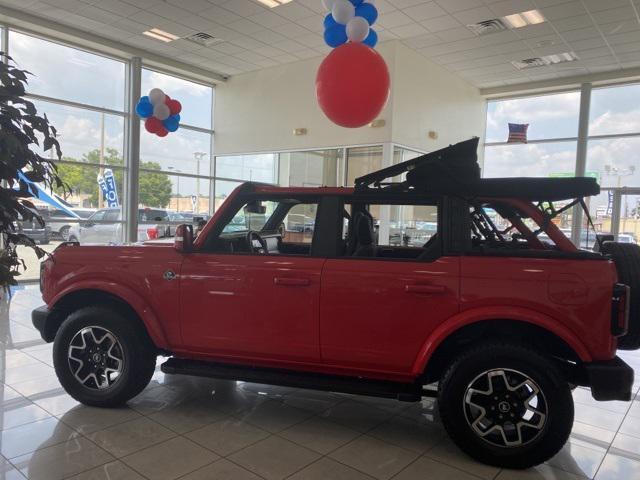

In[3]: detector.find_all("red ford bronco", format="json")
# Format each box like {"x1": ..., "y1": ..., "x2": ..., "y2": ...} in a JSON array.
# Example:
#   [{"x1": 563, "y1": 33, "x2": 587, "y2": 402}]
[{"x1": 33, "y1": 138, "x2": 638, "y2": 468}]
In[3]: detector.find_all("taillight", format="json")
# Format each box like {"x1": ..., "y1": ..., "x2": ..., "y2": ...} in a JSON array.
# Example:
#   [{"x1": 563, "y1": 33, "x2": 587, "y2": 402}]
[
  {"x1": 146, "y1": 227, "x2": 158, "y2": 240},
  {"x1": 39, "y1": 261, "x2": 46, "y2": 293},
  {"x1": 611, "y1": 283, "x2": 630, "y2": 337}
]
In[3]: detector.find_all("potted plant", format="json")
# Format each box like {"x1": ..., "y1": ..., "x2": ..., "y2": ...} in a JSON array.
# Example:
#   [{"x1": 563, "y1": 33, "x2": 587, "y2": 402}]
[{"x1": 1, "y1": 51, "x2": 65, "y2": 292}]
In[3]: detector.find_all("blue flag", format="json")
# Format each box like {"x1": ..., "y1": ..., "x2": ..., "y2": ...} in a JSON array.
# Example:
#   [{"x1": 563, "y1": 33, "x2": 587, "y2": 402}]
[{"x1": 97, "y1": 169, "x2": 119, "y2": 207}]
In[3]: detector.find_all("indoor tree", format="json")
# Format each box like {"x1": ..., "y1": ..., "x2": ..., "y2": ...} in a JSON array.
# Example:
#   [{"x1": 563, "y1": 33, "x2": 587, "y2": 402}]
[{"x1": 0, "y1": 52, "x2": 65, "y2": 289}]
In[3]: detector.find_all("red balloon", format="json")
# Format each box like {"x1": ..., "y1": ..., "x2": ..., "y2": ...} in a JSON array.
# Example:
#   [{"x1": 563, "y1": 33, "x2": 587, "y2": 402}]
[
  {"x1": 316, "y1": 43, "x2": 390, "y2": 128},
  {"x1": 167, "y1": 99, "x2": 182, "y2": 115},
  {"x1": 145, "y1": 117, "x2": 162, "y2": 133},
  {"x1": 156, "y1": 126, "x2": 168, "y2": 137}
]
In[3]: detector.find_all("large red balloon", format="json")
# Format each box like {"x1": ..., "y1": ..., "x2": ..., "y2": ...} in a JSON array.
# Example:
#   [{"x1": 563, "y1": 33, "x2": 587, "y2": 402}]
[{"x1": 316, "y1": 43, "x2": 390, "y2": 128}]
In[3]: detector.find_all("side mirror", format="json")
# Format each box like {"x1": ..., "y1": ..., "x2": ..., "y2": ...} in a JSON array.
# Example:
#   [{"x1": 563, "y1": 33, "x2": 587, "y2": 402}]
[{"x1": 174, "y1": 224, "x2": 194, "y2": 253}]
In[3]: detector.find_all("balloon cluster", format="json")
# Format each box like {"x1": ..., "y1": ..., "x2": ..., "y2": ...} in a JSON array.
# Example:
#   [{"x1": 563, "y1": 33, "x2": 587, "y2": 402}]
[
  {"x1": 323, "y1": 0, "x2": 378, "y2": 49},
  {"x1": 136, "y1": 88, "x2": 182, "y2": 138}
]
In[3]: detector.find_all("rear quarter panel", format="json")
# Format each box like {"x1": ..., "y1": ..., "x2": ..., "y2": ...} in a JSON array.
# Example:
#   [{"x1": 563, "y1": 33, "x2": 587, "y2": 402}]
[
  {"x1": 460, "y1": 255, "x2": 618, "y2": 361},
  {"x1": 43, "y1": 244, "x2": 183, "y2": 349}
]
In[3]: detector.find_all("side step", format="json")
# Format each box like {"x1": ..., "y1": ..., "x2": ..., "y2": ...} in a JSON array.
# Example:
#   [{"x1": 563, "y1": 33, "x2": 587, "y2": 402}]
[{"x1": 161, "y1": 358, "x2": 432, "y2": 401}]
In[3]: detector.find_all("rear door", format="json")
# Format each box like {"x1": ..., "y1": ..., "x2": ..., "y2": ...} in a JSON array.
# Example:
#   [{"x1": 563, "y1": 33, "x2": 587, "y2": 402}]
[{"x1": 320, "y1": 198, "x2": 460, "y2": 374}]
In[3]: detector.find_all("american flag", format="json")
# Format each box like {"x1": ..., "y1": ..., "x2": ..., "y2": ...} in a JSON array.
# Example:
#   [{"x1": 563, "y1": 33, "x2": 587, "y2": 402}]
[{"x1": 508, "y1": 123, "x2": 529, "y2": 143}]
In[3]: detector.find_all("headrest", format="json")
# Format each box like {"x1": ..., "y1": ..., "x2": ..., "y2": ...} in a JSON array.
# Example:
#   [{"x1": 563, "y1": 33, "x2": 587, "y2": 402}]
[{"x1": 356, "y1": 213, "x2": 373, "y2": 245}]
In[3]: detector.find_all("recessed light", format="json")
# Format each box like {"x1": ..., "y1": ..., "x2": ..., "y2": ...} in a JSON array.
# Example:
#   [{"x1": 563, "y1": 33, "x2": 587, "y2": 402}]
[
  {"x1": 256, "y1": 0, "x2": 292, "y2": 8},
  {"x1": 543, "y1": 51, "x2": 578, "y2": 64},
  {"x1": 142, "y1": 28, "x2": 179, "y2": 43},
  {"x1": 503, "y1": 9, "x2": 545, "y2": 29},
  {"x1": 511, "y1": 51, "x2": 578, "y2": 70}
]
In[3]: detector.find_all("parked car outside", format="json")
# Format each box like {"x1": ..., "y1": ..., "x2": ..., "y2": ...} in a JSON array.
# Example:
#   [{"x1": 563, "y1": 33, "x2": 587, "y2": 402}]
[
  {"x1": 15, "y1": 216, "x2": 50, "y2": 244},
  {"x1": 33, "y1": 139, "x2": 638, "y2": 469},
  {"x1": 67, "y1": 207, "x2": 171, "y2": 244},
  {"x1": 45, "y1": 208, "x2": 96, "y2": 240}
]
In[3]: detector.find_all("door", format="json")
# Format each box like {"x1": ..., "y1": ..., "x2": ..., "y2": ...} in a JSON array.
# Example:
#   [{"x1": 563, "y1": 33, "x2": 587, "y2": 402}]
[
  {"x1": 79, "y1": 210, "x2": 105, "y2": 243},
  {"x1": 179, "y1": 196, "x2": 325, "y2": 363},
  {"x1": 180, "y1": 254, "x2": 324, "y2": 362},
  {"x1": 320, "y1": 200, "x2": 460, "y2": 374}
]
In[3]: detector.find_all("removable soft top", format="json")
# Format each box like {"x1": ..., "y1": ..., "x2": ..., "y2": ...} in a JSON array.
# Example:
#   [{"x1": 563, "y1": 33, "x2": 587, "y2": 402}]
[{"x1": 354, "y1": 137, "x2": 600, "y2": 201}]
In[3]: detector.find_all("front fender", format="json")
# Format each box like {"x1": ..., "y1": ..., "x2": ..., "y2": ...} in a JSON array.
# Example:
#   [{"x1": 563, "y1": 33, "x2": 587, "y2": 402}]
[
  {"x1": 411, "y1": 306, "x2": 592, "y2": 376},
  {"x1": 50, "y1": 281, "x2": 169, "y2": 349}
]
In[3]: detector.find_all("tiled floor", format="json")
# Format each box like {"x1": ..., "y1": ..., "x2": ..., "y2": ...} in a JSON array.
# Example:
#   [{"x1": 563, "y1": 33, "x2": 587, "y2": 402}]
[{"x1": 2, "y1": 285, "x2": 640, "y2": 480}]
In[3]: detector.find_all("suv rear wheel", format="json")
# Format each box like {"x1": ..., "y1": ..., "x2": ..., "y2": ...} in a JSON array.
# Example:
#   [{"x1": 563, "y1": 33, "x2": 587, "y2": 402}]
[
  {"x1": 438, "y1": 343, "x2": 573, "y2": 469},
  {"x1": 53, "y1": 306, "x2": 156, "y2": 407}
]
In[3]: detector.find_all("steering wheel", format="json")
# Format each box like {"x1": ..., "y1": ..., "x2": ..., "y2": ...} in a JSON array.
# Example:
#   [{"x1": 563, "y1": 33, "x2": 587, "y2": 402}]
[{"x1": 246, "y1": 230, "x2": 268, "y2": 254}]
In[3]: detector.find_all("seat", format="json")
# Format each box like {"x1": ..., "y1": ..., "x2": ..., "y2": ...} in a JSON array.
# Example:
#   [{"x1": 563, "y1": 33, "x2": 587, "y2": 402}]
[{"x1": 353, "y1": 212, "x2": 377, "y2": 257}]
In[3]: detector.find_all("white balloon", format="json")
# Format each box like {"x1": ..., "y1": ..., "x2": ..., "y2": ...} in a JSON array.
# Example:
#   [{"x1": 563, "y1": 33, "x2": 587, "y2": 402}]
[
  {"x1": 149, "y1": 88, "x2": 165, "y2": 106},
  {"x1": 346, "y1": 17, "x2": 370, "y2": 43},
  {"x1": 332, "y1": 0, "x2": 355, "y2": 25},
  {"x1": 153, "y1": 103, "x2": 170, "y2": 121},
  {"x1": 321, "y1": 0, "x2": 337, "y2": 10}
]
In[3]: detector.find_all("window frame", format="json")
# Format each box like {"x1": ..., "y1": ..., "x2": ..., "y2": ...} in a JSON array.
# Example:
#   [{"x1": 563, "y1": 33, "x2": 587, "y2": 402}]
[
  {"x1": 199, "y1": 192, "x2": 329, "y2": 258},
  {"x1": 332, "y1": 193, "x2": 445, "y2": 263}
]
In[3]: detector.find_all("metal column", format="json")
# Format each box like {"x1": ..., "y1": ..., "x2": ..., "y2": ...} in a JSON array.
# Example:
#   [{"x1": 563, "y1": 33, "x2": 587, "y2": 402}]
[
  {"x1": 571, "y1": 82, "x2": 591, "y2": 246},
  {"x1": 125, "y1": 57, "x2": 142, "y2": 242},
  {"x1": 377, "y1": 143, "x2": 393, "y2": 245}
]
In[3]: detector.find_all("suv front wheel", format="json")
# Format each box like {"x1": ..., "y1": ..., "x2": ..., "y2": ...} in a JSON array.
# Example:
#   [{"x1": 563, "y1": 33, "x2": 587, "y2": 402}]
[
  {"x1": 438, "y1": 342, "x2": 573, "y2": 469},
  {"x1": 53, "y1": 306, "x2": 157, "y2": 407}
]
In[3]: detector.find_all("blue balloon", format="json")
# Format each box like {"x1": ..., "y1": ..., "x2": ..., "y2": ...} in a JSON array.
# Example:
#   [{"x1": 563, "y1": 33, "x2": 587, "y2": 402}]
[
  {"x1": 324, "y1": 23, "x2": 347, "y2": 48},
  {"x1": 162, "y1": 115, "x2": 180, "y2": 133},
  {"x1": 350, "y1": 0, "x2": 364, "y2": 5},
  {"x1": 356, "y1": 3, "x2": 378, "y2": 25},
  {"x1": 324, "y1": 13, "x2": 337, "y2": 29},
  {"x1": 135, "y1": 96, "x2": 153, "y2": 118},
  {"x1": 363, "y1": 28, "x2": 378, "y2": 48}
]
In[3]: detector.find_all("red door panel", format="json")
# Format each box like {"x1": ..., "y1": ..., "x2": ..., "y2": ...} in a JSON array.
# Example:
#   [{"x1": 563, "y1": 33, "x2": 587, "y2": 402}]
[
  {"x1": 320, "y1": 257, "x2": 460, "y2": 373},
  {"x1": 180, "y1": 254, "x2": 324, "y2": 362}
]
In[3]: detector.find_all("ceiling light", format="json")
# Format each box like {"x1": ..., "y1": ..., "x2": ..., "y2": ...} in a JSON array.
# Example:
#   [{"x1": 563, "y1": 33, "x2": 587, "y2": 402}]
[
  {"x1": 503, "y1": 9, "x2": 545, "y2": 29},
  {"x1": 511, "y1": 51, "x2": 578, "y2": 70},
  {"x1": 256, "y1": 0, "x2": 292, "y2": 7},
  {"x1": 142, "y1": 28, "x2": 179, "y2": 43},
  {"x1": 543, "y1": 51, "x2": 578, "y2": 64}
]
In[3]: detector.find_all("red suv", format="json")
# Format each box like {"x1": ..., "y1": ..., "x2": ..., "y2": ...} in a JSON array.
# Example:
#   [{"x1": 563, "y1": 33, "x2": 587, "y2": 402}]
[{"x1": 33, "y1": 139, "x2": 637, "y2": 469}]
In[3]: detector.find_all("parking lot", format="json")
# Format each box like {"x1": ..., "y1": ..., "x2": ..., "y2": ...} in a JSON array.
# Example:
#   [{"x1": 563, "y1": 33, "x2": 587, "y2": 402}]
[{"x1": 15, "y1": 242, "x2": 62, "y2": 283}]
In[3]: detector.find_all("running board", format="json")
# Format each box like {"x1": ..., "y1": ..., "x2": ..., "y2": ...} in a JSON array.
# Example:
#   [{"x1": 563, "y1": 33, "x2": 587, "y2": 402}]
[{"x1": 161, "y1": 358, "x2": 433, "y2": 401}]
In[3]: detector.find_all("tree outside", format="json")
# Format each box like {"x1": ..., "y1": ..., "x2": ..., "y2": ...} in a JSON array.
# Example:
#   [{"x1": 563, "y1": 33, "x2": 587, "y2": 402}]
[{"x1": 55, "y1": 148, "x2": 172, "y2": 208}]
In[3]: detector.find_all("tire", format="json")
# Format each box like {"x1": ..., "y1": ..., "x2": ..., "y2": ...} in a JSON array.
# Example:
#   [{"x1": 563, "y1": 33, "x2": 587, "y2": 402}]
[
  {"x1": 601, "y1": 242, "x2": 640, "y2": 350},
  {"x1": 60, "y1": 226, "x2": 70, "y2": 241},
  {"x1": 438, "y1": 342, "x2": 573, "y2": 469},
  {"x1": 68, "y1": 234, "x2": 79, "y2": 243},
  {"x1": 53, "y1": 306, "x2": 157, "y2": 407}
]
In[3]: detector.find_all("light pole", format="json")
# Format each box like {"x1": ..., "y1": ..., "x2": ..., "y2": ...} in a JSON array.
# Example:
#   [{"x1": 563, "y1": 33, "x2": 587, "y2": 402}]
[
  {"x1": 604, "y1": 164, "x2": 636, "y2": 233},
  {"x1": 193, "y1": 152, "x2": 207, "y2": 213},
  {"x1": 168, "y1": 167, "x2": 182, "y2": 211}
]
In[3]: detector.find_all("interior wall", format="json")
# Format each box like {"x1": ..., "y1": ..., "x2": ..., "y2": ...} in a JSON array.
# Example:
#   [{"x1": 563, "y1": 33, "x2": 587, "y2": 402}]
[
  {"x1": 213, "y1": 43, "x2": 396, "y2": 155},
  {"x1": 214, "y1": 40, "x2": 485, "y2": 156},
  {"x1": 391, "y1": 42, "x2": 486, "y2": 152}
]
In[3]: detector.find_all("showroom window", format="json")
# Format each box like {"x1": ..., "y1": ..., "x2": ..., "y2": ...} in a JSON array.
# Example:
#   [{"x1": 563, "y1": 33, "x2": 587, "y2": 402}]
[
  {"x1": 139, "y1": 68, "x2": 215, "y2": 227},
  {"x1": 8, "y1": 30, "x2": 128, "y2": 250},
  {"x1": 483, "y1": 91, "x2": 580, "y2": 179},
  {"x1": 484, "y1": 84, "x2": 640, "y2": 245},
  {"x1": 586, "y1": 83, "x2": 640, "y2": 242}
]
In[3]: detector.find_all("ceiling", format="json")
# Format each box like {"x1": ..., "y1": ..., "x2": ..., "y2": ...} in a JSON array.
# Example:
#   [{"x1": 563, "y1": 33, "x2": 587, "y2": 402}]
[{"x1": 1, "y1": 0, "x2": 639, "y2": 89}]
